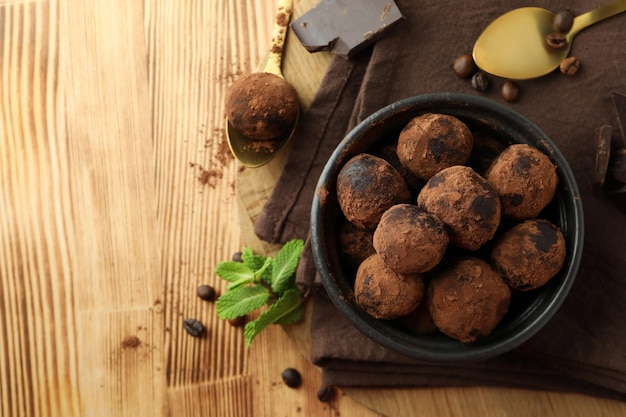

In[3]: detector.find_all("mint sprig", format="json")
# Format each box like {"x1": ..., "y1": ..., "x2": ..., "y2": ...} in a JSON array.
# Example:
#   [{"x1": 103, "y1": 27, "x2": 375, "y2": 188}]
[{"x1": 214, "y1": 239, "x2": 305, "y2": 347}]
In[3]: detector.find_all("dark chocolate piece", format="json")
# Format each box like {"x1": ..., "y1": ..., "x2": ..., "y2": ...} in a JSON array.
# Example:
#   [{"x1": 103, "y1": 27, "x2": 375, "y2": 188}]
[
  {"x1": 611, "y1": 92, "x2": 626, "y2": 149},
  {"x1": 610, "y1": 92, "x2": 626, "y2": 184},
  {"x1": 593, "y1": 125, "x2": 612, "y2": 188},
  {"x1": 291, "y1": 0, "x2": 404, "y2": 58}
]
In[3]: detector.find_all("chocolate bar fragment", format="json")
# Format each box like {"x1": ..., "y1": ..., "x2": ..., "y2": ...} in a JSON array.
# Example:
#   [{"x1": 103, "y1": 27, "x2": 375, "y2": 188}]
[
  {"x1": 594, "y1": 125, "x2": 612, "y2": 189},
  {"x1": 611, "y1": 92, "x2": 626, "y2": 149},
  {"x1": 291, "y1": 0, "x2": 404, "y2": 58}
]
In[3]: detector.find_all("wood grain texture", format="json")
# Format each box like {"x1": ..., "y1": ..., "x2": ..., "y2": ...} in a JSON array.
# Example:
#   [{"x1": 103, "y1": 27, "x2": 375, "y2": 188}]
[{"x1": 1, "y1": 0, "x2": 624, "y2": 416}]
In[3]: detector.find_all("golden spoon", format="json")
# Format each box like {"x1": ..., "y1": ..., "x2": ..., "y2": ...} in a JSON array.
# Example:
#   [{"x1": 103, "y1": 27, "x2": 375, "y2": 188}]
[
  {"x1": 225, "y1": 0, "x2": 299, "y2": 168},
  {"x1": 473, "y1": 0, "x2": 626, "y2": 80}
]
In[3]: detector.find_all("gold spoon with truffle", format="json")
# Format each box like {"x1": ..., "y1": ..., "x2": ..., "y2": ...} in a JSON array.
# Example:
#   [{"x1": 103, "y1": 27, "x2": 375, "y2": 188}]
[
  {"x1": 225, "y1": 0, "x2": 300, "y2": 168},
  {"x1": 473, "y1": 0, "x2": 626, "y2": 80}
]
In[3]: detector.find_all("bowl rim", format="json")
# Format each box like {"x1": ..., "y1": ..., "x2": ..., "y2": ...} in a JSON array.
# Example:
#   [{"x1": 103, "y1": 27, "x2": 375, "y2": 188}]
[{"x1": 310, "y1": 92, "x2": 584, "y2": 362}]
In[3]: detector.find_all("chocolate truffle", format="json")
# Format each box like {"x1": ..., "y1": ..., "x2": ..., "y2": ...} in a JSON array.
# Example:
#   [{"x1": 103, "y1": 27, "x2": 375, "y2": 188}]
[
  {"x1": 427, "y1": 257, "x2": 511, "y2": 343},
  {"x1": 417, "y1": 165, "x2": 501, "y2": 251},
  {"x1": 492, "y1": 219, "x2": 566, "y2": 291},
  {"x1": 225, "y1": 72, "x2": 299, "y2": 140},
  {"x1": 397, "y1": 113, "x2": 474, "y2": 180},
  {"x1": 339, "y1": 218, "x2": 376, "y2": 273},
  {"x1": 373, "y1": 204, "x2": 449, "y2": 274},
  {"x1": 485, "y1": 144, "x2": 559, "y2": 220},
  {"x1": 354, "y1": 253, "x2": 425, "y2": 320},
  {"x1": 337, "y1": 154, "x2": 412, "y2": 230}
]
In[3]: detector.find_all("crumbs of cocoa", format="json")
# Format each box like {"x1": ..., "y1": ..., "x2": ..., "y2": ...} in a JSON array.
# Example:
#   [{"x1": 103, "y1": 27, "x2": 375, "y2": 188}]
[
  {"x1": 316, "y1": 185, "x2": 329, "y2": 204},
  {"x1": 191, "y1": 127, "x2": 235, "y2": 188}
]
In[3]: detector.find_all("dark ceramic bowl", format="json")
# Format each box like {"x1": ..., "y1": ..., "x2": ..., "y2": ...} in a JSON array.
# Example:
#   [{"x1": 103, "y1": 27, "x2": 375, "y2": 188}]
[{"x1": 310, "y1": 93, "x2": 584, "y2": 362}]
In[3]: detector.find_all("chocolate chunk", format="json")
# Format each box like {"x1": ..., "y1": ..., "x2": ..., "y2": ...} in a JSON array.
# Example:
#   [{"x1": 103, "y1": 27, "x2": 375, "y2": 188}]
[
  {"x1": 291, "y1": 0, "x2": 404, "y2": 58},
  {"x1": 593, "y1": 125, "x2": 612, "y2": 188},
  {"x1": 611, "y1": 92, "x2": 626, "y2": 149}
]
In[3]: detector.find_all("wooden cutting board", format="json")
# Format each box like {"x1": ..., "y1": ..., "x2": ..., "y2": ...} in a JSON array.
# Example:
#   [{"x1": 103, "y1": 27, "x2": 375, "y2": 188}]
[{"x1": 236, "y1": 1, "x2": 626, "y2": 415}]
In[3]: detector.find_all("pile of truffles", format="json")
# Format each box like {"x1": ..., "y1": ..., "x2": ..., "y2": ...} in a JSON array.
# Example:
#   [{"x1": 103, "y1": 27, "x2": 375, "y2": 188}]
[{"x1": 337, "y1": 112, "x2": 566, "y2": 343}]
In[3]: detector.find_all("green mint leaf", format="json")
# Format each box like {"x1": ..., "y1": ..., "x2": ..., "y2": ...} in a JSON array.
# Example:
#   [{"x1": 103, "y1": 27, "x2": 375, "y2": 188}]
[
  {"x1": 226, "y1": 275, "x2": 254, "y2": 290},
  {"x1": 215, "y1": 261, "x2": 254, "y2": 283},
  {"x1": 273, "y1": 300, "x2": 303, "y2": 325},
  {"x1": 243, "y1": 289, "x2": 302, "y2": 347},
  {"x1": 242, "y1": 247, "x2": 269, "y2": 271},
  {"x1": 254, "y1": 257, "x2": 272, "y2": 282},
  {"x1": 271, "y1": 239, "x2": 304, "y2": 294},
  {"x1": 216, "y1": 285, "x2": 270, "y2": 320}
]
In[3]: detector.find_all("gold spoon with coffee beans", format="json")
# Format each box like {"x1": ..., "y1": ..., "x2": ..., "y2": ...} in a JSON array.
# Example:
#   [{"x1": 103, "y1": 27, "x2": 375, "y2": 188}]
[{"x1": 473, "y1": 0, "x2": 626, "y2": 80}]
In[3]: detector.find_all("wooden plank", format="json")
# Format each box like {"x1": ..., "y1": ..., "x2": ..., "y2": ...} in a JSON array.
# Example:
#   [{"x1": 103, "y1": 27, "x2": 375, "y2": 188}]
[
  {"x1": 59, "y1": 0, "x2": 166, "y2": 415},
  {"x1": 141, "y1": 0, "x2": 273, "y2": 391},
  {"x1": 168, "y1": 376, "x2": 254, "y2": 417},
  {"x1": 0, "y1": 1, "x2": 80, "y2": 416}
]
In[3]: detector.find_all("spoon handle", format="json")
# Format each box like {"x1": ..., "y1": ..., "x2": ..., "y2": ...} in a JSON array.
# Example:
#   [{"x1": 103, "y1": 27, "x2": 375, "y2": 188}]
[
  {"x1": 263, "y1": 0, "x2": 294, "y2": 77},
  {"x1": 569, "y1": 0, "x2": 626, "y2": 37}
]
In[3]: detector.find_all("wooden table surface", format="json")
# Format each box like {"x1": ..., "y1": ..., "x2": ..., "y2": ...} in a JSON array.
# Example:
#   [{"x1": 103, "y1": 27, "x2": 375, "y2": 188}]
[{"x1": 1, "y1": 0, "x2": 625, "y2": 416}]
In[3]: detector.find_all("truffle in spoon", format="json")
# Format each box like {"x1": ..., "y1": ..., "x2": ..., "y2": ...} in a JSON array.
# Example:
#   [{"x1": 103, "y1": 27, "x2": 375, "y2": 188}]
[{"x1": 225, "y1": 72, "x2": 298, "y2": 140}]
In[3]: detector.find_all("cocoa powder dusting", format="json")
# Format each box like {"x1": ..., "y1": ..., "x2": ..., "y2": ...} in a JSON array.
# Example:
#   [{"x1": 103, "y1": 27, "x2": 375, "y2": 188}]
[
  {"x1": 190, "y1": 127, "x2": 235, "y2": 188},
  {"x1": 276, "y1": 12, "x2": 289, "y2": 26},
  {"x1": 242, "y1": 139, "x2": 279, "y2": 153}
]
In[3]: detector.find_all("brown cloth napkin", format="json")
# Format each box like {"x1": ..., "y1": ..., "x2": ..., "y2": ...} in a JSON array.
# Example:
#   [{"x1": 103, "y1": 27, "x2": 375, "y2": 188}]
[{"x1": 255, "y1": 0, "x2": 626, "y2": 400}]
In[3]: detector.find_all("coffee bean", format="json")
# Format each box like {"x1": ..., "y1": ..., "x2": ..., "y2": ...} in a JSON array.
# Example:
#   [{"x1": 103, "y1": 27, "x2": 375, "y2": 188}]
[
  {"x1": 471, "y1": 72, "x2": 489, "y2": 92},
  {"x1": 546, "y1": 32, "x2": 567, "y2": 48},
  {"x1": 196, "y1": 285, "x2": 216, "y2": 302},
  {"x1": 281, "y1": 368, "x2": 302, "y2": 388},
  {"x1": 183, "y1": 318, "x2": 206, "y2": 337},
  {"x1": 560, "y1": 56, "x2": 580, "y2": 75},
  {"x1": 232, "y1": 252, "x2": 243, "y2": 262},
  {"x1": 501, "y1": 81, "x2": 520, "y2": 102},
  {"x1": 452, "y1": 54, "x2": 476, "y2": 78},
  {"x1": 317, "y1": 385, "x2": 335, "y2": 402},
  {"x1": 553, "y1": 9, "x2": 574, "y2": 33}
]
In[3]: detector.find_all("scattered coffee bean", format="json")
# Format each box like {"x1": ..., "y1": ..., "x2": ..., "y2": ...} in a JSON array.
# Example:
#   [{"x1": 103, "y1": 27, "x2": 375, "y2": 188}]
[
  {"x1": 281, "y1": 368, "x2": 302, "y2": 388},
  {"x1": 560, "y1": 56, "x2": 580, "y2": 75},
  {"x1": 228, "y1": 316, "x2": 246, "y2": 327},
  {"x1": 196, "y1": 284, "x2": 217, "y2": 302},
  {"x1": 452, "y1": 54, "x2": 476, "y2": 78},
  {"x1": 471, "y1": 72, "x2": 489, "y2": 92},
  {"x1": 183, "y1": 318, "x2": 206, "y2": 337},
  {"x1": 232, "y1": 251, "x2": 243, "y2": 262},
  {"x1": 317, "y1": 385, "x2": 335, "y2": 402},
  {"x1": 546, "y1": 32, "x2": 567, "y2": 48},
  {"x1": 553, "y1": 9, "x2": 574, "y2": 33},
  {"x1": 501, "y1": 80, "x2": 520, "y2": 102}
]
